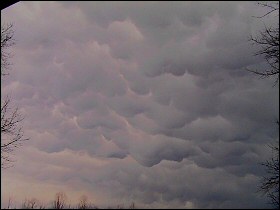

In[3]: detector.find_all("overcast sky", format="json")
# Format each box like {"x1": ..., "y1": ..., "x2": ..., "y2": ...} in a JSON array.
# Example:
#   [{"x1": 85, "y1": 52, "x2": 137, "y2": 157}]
[{"x1": 1, "y1": 1, "x2": 279, "y2": 209}]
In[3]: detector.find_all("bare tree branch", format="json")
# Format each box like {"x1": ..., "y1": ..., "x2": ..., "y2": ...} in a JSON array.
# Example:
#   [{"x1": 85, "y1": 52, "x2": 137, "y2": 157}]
[
  {"x1": 52, "y1": 192, "x2": 67, "y2": 209},
  {"x1": 258, "y1": 141, "x2": 279, "y2": 209},
  {"x1": 253, "y1": 2, "x2": 279, "y2": 18},
  {"x1": 1, "y1": 23, "x2": 15, "y2": 76},
  {"x1": 248, "y1": 3, "x2": 279, "y2": 209},
  {"x1": 247, "y1": 3, "x2": 279, "y2": 84},
  {"x1": 1, "y1": 23, "x2": 28, "y2": 168}
]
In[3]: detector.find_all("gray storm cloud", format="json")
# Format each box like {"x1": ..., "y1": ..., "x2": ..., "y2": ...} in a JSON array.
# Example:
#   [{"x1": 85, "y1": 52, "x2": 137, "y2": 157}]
[{"x1": 1, "y1": 1, "x2": 279, "y2": 209}]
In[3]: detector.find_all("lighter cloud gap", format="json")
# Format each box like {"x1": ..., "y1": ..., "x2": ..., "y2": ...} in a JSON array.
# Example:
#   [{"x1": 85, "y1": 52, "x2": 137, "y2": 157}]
[
  {"x1": 87, "y1": 40, "x2": 111, "y2": 55},
  {"x1": 108, "y1": 18, "x2": 144, "y2": 41}
]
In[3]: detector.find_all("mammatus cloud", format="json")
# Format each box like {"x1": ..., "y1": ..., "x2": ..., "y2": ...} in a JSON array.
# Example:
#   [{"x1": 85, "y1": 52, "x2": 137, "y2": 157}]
[{"x1": 1, "y1": 1, "x2": 279, "y2": 208}]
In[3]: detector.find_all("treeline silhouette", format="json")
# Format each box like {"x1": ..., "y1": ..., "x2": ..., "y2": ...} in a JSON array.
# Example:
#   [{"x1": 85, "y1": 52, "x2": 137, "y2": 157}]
[{"x1": 3, "y1": 191, "x2": 136, "y2": 209}]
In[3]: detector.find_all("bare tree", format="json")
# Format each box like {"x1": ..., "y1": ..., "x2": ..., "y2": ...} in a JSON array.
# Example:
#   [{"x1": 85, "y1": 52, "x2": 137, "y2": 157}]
[
  {"x1": 6, "y1": 196, "x2": 15, "y2": 209},
  {"x1": 1, "y1": 23, "x2": 28, "y2": 168},
  {"x1": 52, "y1": 192, "x2": 67, "y2": 209},
  {"x1": 22, "y1": 198, "x2": 45, "y2": 209},
  {"x1": 258, "y1": 119, "x2": 279, "y2": 209},
  {"x1": 1, "y1": 96, "x2": 26, "y2": 168},
  {"x1": 248, "y1": 2, "x2": 279, "y2": 209},
  {"x1": 247, "y1": 2, "x2": 279, "y2": 84},
  {"x1": 129, "y1": 202, "x2": 136, "y2": 209},
  {"x1": 77, "y1": 195, "x2": 89, "y2": 209},
  {"x1": 77, "y1": 194, "x2": 98, "y2": 209},
  {"x1": 1, "y1": 23, "x2": 14, "y2": 75},
  {"x1": 259, "y1": 142, "x2": 279, "y2": 209}
]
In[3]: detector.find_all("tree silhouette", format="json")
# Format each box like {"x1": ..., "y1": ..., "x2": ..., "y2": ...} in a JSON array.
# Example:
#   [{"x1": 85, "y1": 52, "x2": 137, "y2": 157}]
[
  {"x1": 1, "y1": 23, "x2": 29, "y2": 168},
  {"x1": 247, "y1": 2, "x2": 279, "y2": 84},
  {"x1": 248, "y1": 2, "x2": 279, "y2": 209}
]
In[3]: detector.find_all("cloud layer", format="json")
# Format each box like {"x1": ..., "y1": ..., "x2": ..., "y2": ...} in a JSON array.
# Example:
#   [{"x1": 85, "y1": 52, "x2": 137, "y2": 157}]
[{"x1": 1, "y1": 1, "x2": 279, "y2": 208}]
